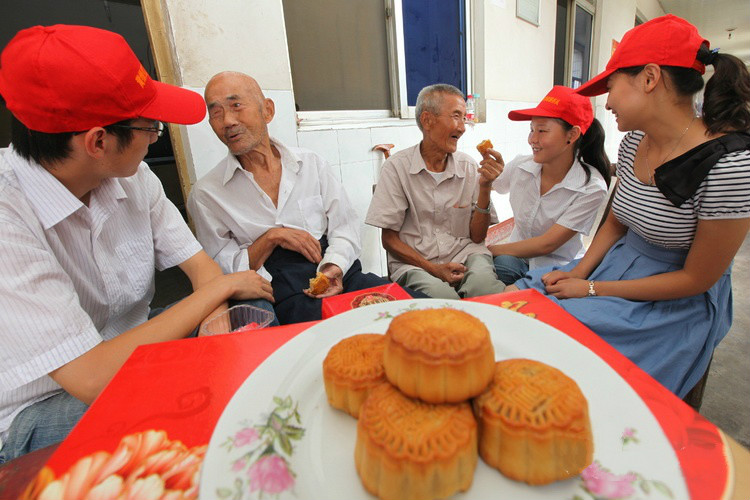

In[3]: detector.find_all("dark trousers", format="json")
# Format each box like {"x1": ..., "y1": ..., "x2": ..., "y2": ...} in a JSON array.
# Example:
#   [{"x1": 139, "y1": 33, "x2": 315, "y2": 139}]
[{"x1": 264, "y1": 237, "x2": 424, "y2": 324}]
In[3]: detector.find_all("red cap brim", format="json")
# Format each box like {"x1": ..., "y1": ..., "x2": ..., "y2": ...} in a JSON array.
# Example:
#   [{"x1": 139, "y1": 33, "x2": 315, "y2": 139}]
[
  {"x1": 138, "y1": 80, "x2": 207, "y2": 125},
  {"x1": 575, "y1": 68, "x2": 616, "y2": 96},
  {"x1": 508, "y1": 107, "x2": 558, "y2": 121}
]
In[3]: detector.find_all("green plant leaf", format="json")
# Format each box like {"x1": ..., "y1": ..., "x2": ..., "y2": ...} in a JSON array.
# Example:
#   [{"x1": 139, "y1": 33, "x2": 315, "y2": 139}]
[
  {"x1": 216, "y1": 487, "x2": 232, "y2": 498},
  {"x1": 280, "y1": 433, "x2": 293, "y2": 455},
  {"x1": 640, "y1": 479, "x2": 651, "y2": 494},
  {"x1": 653, "y1": 481, "x2": 674, "y2": 498},
  {"x1": 285, "y1": 425, "x2": 305, "y2": 440}
]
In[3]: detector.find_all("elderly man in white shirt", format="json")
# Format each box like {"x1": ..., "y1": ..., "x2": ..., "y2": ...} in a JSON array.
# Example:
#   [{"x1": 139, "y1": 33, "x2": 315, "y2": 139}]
[
  {"x1": 188, "y1": 72, "x2": 414, "y2": 324},
  {"x1": 0, "y1": 26, "x2": 274, "y2": 463}
]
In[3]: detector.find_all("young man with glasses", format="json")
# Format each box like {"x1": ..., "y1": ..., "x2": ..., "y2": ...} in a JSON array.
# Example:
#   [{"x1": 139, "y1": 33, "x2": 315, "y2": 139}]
[{"x1": 0, "y1": 25, "x2": 276, "y2": 462}]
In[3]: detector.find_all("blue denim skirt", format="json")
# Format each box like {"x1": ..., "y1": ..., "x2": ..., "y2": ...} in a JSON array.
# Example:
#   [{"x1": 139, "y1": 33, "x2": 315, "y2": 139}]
[{"x1": 515, "y1": 229, "x2": 732, "y2": 398}]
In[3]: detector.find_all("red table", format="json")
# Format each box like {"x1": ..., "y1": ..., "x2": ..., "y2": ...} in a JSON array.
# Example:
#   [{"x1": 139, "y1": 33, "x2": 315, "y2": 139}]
[{"x1": 10, "y1": 290, "x2": 748, "y2": 499}]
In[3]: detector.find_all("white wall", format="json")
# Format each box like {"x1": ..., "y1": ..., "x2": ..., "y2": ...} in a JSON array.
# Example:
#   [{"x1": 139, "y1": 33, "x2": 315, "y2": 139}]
[
  {"x1": 482, "y1": 0, "x2": 557, "y2": 102},
  {"x1": 165, "y1": 0, "x2": 293, "y2": 90}
]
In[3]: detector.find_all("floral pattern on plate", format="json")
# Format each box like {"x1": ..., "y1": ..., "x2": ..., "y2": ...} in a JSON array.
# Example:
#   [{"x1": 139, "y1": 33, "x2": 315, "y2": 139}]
[
  {"x1": 571, "y1": 428, "x2": 674, "y2": 500},
  {"x1": 216, "y1": 396, "x2": 304, "y2": 499}
]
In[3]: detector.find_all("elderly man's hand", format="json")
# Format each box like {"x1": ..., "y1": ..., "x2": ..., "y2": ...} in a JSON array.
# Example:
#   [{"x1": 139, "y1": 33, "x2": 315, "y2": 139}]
[
  {"x1": 304, "y1": 263, "x2": 344, "y2": 298},
  {"x1": 272, "y1": 227, "x2": 322, "y2": 263},
  {"x1": 478, "y1": 148, "x2": 504, "y2": 187},
  {"x1": 432, "y1": 262, "x2": 467, "y2": 286}
]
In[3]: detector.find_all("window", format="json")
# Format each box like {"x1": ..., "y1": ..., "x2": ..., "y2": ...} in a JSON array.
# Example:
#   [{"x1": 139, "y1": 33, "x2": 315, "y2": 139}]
[
  {"x1": 554, "y1": 0, "x2": 594, "y2": 89},
  {"x1": 282, "y1": 0, "x2": 470, "y2": 123},
  {"x1": 402, "y1": 0, "x2": 467, "y2": 106}
]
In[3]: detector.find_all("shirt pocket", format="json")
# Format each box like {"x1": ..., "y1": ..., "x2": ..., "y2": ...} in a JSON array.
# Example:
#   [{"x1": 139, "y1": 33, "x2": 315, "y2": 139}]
[
  {"x1": 448, "y1": 205, "x2": 472, "y2": 239},
  {"x1": 114, "y1": 237, "x2": 155, "y2": 298},
  {"x1": 298, "y1": 195, "x2": 327, "y2": 235}
]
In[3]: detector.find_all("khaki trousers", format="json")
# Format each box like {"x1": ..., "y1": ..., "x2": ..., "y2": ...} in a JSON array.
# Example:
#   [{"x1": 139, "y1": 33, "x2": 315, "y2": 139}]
[{"x1": 396, "y1": 253, "x2": 505, "y2": 300}]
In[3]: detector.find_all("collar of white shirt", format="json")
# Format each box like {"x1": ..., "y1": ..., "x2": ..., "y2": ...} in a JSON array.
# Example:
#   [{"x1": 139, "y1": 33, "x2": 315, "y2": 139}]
[
  {"x1": 221, "y1": 137, "x2": 303, "y2": 185},
  {"x1": 517, "y1": 156, "x2": 592, "y2": 194},
  {"x1": 6, "y1": 146, "x2": 127, "y2": 230}
]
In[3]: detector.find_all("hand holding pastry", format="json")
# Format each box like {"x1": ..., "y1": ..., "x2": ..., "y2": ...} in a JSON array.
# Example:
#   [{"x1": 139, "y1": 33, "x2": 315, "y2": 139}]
[
  {"x1": 477, "y1": 141, "x2": 504, "y2": 187},
  {"x1": 304, "y1": 263, "x2": 344, "y2": 298}
]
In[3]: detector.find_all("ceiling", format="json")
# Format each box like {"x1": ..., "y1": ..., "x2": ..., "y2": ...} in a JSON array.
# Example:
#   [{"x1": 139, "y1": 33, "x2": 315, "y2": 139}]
[{"x1": 658, "y1": 0, "x2": 750, "y2": 66}]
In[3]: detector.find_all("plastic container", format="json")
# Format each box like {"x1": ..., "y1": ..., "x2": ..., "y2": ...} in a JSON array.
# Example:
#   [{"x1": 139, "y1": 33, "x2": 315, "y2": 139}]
[{"x1": 200, "y1": 304, "x2": 275, "y2": 336}]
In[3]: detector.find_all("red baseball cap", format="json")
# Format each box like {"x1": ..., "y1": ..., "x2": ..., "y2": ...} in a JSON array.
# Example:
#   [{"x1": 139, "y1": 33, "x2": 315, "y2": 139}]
[
  {"x1": 508, "y1": 85, "x2": 594, "y2": 134},
  {"x1": 576, "y1": 15, "x2": 709, "y2": 97},
  {"x1": 0, "y1": 25, "x2": 206, "y2": 133}
]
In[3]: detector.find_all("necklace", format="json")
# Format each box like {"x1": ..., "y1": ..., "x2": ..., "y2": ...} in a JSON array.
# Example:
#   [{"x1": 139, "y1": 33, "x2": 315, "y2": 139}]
[
  {"x1": 643, "y1": 115, "x2": 696, "y2": 186},
  {"x1": 646, "y1": 115, "x2": 696, "y2": 186}
]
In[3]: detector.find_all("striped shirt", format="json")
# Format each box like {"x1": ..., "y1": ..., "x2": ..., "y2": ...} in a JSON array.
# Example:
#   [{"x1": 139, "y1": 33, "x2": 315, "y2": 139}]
[
  {"x1": 612, "y1": 131, "x2": 750, "y2": 249},
  {"x1": 0, "y1": 147, "x2": 202, "y2": 444}
]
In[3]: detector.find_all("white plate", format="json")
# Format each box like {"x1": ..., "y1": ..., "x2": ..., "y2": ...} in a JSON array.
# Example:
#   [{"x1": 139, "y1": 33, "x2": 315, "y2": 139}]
[{"x1": 200, "y1": 299, "x2": 688, "y2": 500}]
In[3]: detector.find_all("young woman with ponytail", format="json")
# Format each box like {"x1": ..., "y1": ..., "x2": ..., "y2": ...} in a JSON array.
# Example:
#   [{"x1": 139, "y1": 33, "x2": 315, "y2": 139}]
[
  {"x1": 482, "y1": 85, "x2": 611, "y2": 285},
  {"x1": 510, "y1": 15, "x2": 750, "y2": 399}
]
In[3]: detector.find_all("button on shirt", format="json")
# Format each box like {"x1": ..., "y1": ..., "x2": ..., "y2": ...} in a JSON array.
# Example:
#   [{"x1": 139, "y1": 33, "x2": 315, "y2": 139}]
[
  {"x1": 0, "y1": 147, "x2": 202, "y2": 442},
  {"x1": 187, "y1": 139, "x2": 361, "y2": 279},
  {"x1": 365, "y1": 144, "x2": 497, "y2": 281},
  {"x1": 493, "y1": 154, "x2": 608, "y2": 270}
]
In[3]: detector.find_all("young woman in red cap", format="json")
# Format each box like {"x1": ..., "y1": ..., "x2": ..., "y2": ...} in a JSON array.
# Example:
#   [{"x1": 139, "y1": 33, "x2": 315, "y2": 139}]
[
  {"x1": 511, "y1": 15, "x2": 750, "y2": 398},
  {"x1": 485, "y1": 85, "x2": 611, "y2": 284}
]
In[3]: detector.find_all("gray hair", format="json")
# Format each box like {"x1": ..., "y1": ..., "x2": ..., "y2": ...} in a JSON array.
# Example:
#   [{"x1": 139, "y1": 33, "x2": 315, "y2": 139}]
[{"x1": 415, "y1": 84, "x2": 465, "y2": 131}]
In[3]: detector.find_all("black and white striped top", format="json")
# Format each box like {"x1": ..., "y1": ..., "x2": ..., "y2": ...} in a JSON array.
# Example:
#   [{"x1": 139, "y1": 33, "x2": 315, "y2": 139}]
[{"x1": 612, "y1": 131, "x2": 750, "y2": 249}]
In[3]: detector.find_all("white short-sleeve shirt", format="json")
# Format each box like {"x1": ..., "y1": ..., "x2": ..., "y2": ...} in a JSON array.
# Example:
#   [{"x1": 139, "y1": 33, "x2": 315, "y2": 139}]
[
  {"x1": 493, "y1": 154, "x2": 608, "y2": 270},
  {"x1": 0, "y1": 147, "x2": 202, "y2": 442}
]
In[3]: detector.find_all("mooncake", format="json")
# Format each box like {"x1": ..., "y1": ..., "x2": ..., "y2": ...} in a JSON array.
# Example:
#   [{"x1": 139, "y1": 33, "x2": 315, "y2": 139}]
[
  {"x1": 383, "y1": 308, "x2": 495, "y2": 404},
  {"x1": 308, "y1": 271, "x2": 330, "y2": 295},
  {"x1": 476, "y1": 139, "x2": 493, "y2": 155},
  {"x1": 355, "y1": 383, "x2": 478, "y2": 500},
  {"x1": 323, "y1": 333, "x2": 386, "y2": 418},
  {"x1": 473, "y1": 358, "x2": 593, "y2": 485}
]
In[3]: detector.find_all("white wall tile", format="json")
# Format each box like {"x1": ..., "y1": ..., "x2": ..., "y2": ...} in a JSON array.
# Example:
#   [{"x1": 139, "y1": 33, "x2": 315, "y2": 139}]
[
  {"x1": 370, "y1": 127, "x2": 405, "y2": 159},
  {"x1": 337, "y1": 129, "x2": 375, "y2": 164},
  {"x1": 297, "y1": 130, "x2": 340, "y2": 166}
]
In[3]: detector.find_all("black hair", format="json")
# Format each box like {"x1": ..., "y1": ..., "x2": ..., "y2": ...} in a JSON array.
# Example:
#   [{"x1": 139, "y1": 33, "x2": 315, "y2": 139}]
[
  {"x1": 617, "y1": 44, "x2": 750, "y2": 134},
  {"x1": 697, "y1": 45, "x2": 750, "y2": 134},
  {"x1": 554, "y1": 117, "x2": 612, "y2": 187},
  {"x1": 10, "y1": 116, "x2": 136, "y2": 167}
]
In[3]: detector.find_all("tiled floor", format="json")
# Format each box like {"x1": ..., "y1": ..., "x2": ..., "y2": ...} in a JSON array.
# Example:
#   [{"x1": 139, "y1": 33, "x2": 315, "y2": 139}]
[{"x1": 151, "y1": 232, "x2": 750, "y2": 448}]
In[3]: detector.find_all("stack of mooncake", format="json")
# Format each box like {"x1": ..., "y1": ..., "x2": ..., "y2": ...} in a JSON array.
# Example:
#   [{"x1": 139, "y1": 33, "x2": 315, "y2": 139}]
[{"x1": 322, "y1": 308, "x2": 593, "y2": 500}]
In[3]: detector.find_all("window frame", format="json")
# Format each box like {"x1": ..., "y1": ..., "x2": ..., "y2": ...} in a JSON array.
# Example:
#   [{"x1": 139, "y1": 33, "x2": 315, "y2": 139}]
[
  {"x1": 295, "y1": 0, "x2": 473, "y2": 128},
  {"x1": 558, "y1": 0, "x2": 596, "y2": 89}
]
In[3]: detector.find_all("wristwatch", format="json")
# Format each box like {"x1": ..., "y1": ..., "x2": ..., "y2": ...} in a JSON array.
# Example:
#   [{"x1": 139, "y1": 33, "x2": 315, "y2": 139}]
[
  {"x1": 588, "y1": 280, "x2": 597, "y2": 296},
  {"x1": 472, "y1": 202, "x2": 491, "y2": 214}
]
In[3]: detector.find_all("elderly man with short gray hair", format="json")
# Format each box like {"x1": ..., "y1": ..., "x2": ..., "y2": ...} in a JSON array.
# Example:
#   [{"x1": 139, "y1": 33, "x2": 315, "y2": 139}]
[{"x1": 365, "y1": 84, "x2": 506, "y2": 299}]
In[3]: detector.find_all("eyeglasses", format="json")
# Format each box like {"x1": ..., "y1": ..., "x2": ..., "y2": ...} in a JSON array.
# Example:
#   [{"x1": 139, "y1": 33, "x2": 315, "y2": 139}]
[{"x1": 111, "y1": 121, "x2": 166, "y2": 137}]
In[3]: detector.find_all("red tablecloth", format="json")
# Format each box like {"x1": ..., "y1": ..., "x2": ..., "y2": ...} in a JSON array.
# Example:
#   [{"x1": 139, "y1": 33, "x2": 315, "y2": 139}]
[{"x1": 22, "y1": 290, "x2": 728, "y2": 499}]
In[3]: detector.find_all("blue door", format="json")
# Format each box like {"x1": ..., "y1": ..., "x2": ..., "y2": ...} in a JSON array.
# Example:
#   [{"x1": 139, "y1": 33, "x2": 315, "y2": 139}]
[{"x1": 403, "y1": 0, "x2": 467, "y2": 106}]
